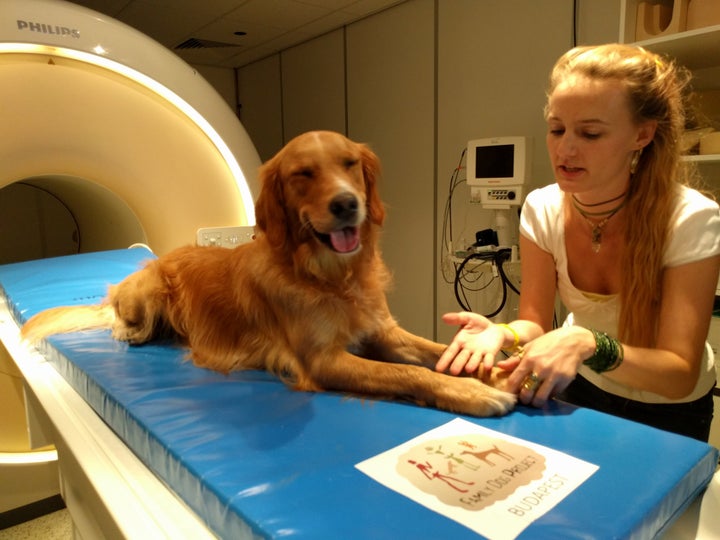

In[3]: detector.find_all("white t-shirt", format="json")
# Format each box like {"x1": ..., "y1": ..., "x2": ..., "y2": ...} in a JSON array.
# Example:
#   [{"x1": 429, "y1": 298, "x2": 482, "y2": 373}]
[{"x1": 520, "y1": 183, "x2": 720, "y2": 403}]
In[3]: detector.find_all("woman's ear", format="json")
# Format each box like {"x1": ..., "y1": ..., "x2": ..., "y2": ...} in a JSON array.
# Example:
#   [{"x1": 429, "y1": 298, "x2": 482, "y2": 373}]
[
  {"x1": 636, "y1": 119, "x2": 658, "y2": 149},
  {"x1": 359, "y1": 143, "x2": 385, "y2": 226},
  {"x1": 254, "y1": 155, "x2": 288, "y2": 247}
]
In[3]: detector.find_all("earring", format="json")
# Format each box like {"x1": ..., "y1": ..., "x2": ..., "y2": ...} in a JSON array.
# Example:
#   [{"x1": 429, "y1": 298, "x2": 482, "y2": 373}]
[{"x1": 630, "y1": 149, "x2": 642, "y2": 175}]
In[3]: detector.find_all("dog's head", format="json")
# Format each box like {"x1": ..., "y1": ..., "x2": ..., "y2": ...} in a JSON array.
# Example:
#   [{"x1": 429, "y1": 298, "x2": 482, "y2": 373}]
[{"x1": 255, "y1": 131, "x2": 385, "y2": 255}]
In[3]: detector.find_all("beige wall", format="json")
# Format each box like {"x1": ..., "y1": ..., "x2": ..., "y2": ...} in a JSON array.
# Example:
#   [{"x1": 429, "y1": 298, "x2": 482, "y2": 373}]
[
  {"x1": 235, "y1": 0, "x2": 621, "y2": 341},
  {"x1": 282, "y1": 30, "x2": 347, "y2": 140},
  {"x1": 234, "y1": 55, "x2": 283, "y2": 164},
  {"x1": 346, "y1": 0, "x2": 436, "y2": 337},
  {"x1": 193, "y1": 65, "x2": 237, "y2": 112}
]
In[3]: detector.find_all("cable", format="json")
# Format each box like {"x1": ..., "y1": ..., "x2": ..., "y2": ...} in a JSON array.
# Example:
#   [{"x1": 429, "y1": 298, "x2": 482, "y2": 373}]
[
  {"x1": 453, "y1": 252, "x2": 494, "y2": 312},
  {"x1": 441, "y1": 148, "x2": 467, "y2": 284},
  {"x1": 484, "y1": 249, "x2": 511, "y2": 318},
  {"x1": 572, "y1": 0, "x2": 578, "y2": 47},
  {"x1": 496, "y1": 249, "x2": 520, "y2": 296},
  {"x1": 453, "y1": 248, "x2": 520, "y2": 317}
]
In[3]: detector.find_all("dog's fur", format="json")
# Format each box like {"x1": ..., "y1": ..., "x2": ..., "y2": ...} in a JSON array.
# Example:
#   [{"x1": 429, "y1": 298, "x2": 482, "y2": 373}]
[{"x1": 22, "y1": 131, "x2": 515, "y2": 416}]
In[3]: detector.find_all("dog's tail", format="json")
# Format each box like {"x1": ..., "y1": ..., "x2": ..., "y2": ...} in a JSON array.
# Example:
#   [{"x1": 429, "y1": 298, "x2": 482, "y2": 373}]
[{"x1": 21, "y1": 305, "x2": 115, "y2": 343}]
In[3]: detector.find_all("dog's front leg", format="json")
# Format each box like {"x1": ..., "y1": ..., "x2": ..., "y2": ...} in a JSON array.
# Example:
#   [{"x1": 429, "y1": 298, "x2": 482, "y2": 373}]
[
  {"x1": 359, "y1": 324, "x2": 446, "y2": 370},
  {"x1": 359, "y1": 325, "x2": 513, "y2": 393},
  {"x1": 305, "y1": 350, "x2": 515, "y2": 417},
  {"x1": 109, "y1": 264, "x2": 168, "y2": 344}
]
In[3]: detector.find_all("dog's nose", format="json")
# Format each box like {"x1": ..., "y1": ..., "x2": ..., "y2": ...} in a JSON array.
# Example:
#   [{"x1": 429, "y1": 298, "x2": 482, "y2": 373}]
[{"x1": 329, "y1": 193, "x2": 359, "y2": 221}]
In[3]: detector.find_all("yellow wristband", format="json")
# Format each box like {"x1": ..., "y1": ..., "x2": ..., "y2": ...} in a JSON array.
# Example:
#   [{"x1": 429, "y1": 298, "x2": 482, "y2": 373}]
[{"x1": 498, "y1": 323, "x2": 520, "y2": 352}]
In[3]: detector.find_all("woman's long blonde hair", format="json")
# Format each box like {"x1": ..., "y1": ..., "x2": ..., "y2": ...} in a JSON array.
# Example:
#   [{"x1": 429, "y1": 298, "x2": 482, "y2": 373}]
[{"x1": 548, "y1": 44, "x2": 697, "y2": 347}]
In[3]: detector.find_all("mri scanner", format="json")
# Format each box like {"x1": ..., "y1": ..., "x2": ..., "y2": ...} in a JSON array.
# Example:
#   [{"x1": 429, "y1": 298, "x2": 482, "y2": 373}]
[{"x1": 0, "y1": 0, "x2": 258, "y2": 535}]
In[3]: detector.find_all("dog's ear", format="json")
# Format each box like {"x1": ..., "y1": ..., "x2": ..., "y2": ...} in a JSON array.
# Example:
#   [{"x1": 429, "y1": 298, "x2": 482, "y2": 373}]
[
  {"x1": 359, "y1": 143, "x2": 385, "y2": 226},
  {"x1": 255, "y1": 155, "x2": 289, "y2": 247}
]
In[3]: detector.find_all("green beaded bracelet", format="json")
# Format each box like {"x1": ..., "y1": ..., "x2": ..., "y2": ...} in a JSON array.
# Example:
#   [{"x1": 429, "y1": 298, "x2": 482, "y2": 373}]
[{"x1": 584, "y1": 329, "x2": 624, "y2": 373}]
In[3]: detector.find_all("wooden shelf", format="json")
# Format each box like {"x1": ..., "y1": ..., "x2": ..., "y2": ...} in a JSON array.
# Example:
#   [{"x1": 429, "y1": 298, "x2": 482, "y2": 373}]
[
  {"x1": 633, "y1": 26, "x2": 720, "y2": 69},
  {"x1": 683, "y1": 154, "x2": 720, "y2": 163},
  {"x1": 620, "y1": 1, "x2": 720, "y2": 69}
]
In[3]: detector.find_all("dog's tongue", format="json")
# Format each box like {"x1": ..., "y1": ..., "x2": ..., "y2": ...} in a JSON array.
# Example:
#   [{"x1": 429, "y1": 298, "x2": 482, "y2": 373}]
[{"x1": 330, "y1": 227, "x2": 360, "y2": 253}]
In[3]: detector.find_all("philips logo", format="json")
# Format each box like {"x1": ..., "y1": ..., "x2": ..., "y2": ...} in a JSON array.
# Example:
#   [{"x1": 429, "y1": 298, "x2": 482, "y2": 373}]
[{"x1": 17, "y1": 20, "x2": 80, "y2": 39}]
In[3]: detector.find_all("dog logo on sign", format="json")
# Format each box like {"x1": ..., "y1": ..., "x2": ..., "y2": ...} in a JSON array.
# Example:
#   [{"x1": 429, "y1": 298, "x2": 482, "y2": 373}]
[{"x1": 396, "y1": 434, "x2": 546, "y2": 510}]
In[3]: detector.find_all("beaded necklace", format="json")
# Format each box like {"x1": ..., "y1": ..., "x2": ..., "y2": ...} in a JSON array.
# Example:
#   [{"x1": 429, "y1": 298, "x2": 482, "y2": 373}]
[{"x1": 571, "y1": 193, "x2": 627, "y2": 253}]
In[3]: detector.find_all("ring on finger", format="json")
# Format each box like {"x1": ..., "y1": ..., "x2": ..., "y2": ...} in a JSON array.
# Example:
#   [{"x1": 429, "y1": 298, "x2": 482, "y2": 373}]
[{"x1": 521, "y1": 372, "x2": 542, "y2": 393}]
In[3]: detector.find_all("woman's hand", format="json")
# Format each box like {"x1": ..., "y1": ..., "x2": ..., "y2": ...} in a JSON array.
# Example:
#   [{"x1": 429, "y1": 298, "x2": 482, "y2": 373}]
[
  {"x1": 499, "y1": 326, "x2": 594, "y2": 407},
  {"x1": 436, "y1": 312, "x2": 507, "y2": 376}
]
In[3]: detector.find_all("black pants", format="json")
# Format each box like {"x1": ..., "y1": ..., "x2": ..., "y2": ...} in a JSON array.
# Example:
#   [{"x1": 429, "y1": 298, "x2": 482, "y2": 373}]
[{"x1": 557, "y1": 374, "x2": 715, "y2": 442}]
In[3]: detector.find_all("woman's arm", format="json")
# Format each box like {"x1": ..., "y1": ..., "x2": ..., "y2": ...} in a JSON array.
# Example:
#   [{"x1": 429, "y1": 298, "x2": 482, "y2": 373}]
[
  {"x1": 516, "y1": 233, "x2": 558, "y2": 331},
  {"x1": 609, "y1": 255, "x2": 720, "y2": 397},
  {"x1": 507, "y1": 255, "x2": 720, "y2": 405}
]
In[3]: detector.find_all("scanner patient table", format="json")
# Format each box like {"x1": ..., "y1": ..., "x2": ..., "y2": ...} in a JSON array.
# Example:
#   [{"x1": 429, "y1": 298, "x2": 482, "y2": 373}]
[{"x1": 0, "y1": 247, "x2": 717, "y2": 539}]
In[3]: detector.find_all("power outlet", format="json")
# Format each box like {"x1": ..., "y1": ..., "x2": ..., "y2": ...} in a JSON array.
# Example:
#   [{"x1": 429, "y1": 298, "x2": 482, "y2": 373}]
[{"x1": 196, "y1": 226, "x2": 255, "y2": 248}]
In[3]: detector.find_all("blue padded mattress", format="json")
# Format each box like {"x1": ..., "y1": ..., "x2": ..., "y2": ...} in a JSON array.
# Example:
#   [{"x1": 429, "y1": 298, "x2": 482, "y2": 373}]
[{"x1": 0, "y1": 247, "x2": 717, "y2": 539}]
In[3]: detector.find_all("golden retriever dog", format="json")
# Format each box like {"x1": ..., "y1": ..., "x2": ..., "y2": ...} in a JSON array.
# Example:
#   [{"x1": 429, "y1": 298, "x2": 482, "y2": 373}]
[{"x1": 22, "y1": 131, "x2": 515, "y2": 416}]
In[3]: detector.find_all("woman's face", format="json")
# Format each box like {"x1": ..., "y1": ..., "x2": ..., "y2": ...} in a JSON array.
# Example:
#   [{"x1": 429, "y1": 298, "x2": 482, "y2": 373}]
[{"x1": 545, "y1": 74, "x2": 654, "y2": 200}]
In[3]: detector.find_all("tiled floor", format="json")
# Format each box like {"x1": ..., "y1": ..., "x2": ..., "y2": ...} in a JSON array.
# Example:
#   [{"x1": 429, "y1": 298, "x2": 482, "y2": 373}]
[{"x1": 0, "y1": 509, "x2": 72, "y2": 540}]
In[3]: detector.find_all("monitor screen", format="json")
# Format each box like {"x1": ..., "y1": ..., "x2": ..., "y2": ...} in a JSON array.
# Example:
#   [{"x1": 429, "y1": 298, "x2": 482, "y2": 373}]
[
  {"x1": 466, "y1": 136, "x2": 529, "y2": 187},
  {"x1": 473, "y1": 144, "x2": 514, "y2": 179}
]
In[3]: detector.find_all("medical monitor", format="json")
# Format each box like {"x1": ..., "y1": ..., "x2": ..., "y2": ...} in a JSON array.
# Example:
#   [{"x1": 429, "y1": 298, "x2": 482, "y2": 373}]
[
  {"x1": 466, "y1": 136, "x2": 530, "y2": 187},
  {"x1": 466, "y1": 136, "x2": 531, "y2": 209}
]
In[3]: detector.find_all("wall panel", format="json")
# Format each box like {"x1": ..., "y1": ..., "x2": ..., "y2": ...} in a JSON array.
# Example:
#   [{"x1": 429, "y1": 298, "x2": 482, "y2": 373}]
[
  {"x1": 236, "y1": 55, "x2": 283, "y2": 164},
  {"x1": 281, "y1": 30, "x2": 346, "y2": 141},
  {"x1": 346, "y1": 0, "x2": 436, "y2": 338}
]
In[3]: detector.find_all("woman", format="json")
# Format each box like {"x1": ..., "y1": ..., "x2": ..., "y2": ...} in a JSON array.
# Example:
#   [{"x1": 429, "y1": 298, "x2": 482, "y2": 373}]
[{"x1": 438, "y1": 44, "x2": 720, "y2": 441}]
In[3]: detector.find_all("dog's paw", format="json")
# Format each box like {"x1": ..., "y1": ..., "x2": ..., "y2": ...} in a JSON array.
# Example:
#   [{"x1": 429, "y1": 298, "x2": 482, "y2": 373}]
[
  {"x1": 436, "y1": 377, "x2": 516, "y2": 417},
  {"x1": 476, "y1": 384, "x2": 516, "y2": 416},
  {"x1": 111, "y1": 321, "x2": 151, "y2": 344}
]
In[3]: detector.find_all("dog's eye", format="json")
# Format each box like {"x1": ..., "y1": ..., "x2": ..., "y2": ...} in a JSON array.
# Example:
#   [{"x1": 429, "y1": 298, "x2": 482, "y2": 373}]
[
  {"x1": 293, "y1": 168, "x2": 314, "y2": 178},
  {"x1": 344, "y1": 158, "x2": 359, "y2": 169}
]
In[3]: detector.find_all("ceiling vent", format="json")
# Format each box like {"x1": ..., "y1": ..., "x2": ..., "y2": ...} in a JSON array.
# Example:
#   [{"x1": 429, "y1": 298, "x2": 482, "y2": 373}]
[{"x1": 175, "y1": 38, "x2": 240, "y2": 50}]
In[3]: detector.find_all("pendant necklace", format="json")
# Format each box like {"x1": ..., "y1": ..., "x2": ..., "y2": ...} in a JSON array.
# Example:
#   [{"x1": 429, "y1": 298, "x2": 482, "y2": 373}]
[{"x1": 572, "y1": 193, "x2": 627, "y2": 253}]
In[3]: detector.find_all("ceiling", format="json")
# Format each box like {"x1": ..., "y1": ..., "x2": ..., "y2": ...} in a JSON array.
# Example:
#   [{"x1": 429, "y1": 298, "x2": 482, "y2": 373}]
[{"x1": 68, "y1": 0, "x2": 406, "y2": 69}]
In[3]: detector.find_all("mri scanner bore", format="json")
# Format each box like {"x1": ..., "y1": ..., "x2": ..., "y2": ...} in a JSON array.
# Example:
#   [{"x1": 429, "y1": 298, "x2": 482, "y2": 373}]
[
  {"x1": 0, "y1": 182, "x2": 80, "y2": 264},
  {"x1": 0, "y1": 0, "x2": 261, "y2": 264}
]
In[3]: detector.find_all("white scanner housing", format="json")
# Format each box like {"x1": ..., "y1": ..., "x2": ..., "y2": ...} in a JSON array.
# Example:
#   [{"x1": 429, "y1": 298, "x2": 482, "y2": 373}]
[{"x1": 0, "y1": 0, "x2": 261, "y2": 262}]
